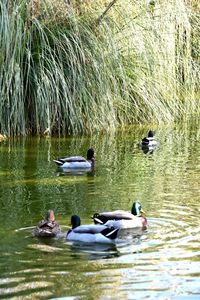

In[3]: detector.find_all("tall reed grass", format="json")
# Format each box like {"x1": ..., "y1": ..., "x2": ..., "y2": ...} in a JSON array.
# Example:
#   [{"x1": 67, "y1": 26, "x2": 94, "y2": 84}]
[{"x1": 0, "y1": 0, "x2": 199, "y2": 136}]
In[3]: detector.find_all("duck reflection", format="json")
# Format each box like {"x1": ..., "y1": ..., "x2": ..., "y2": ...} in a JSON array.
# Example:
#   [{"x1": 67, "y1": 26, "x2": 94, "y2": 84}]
[
  {"x1": 117, "y1": 227, "x2": 147, "y2": 246},
  {"x1": 141, "y1": 144, "x2": 155, "y2": 154},
  {"x1": 65, "y1": 227, "x2": 147, "y2": 260},
  {"x1": 56, "y1": 168, "x2": 95, "y2": 177},
  {"x1": 67, "y1": 240, "x2": 119, "y2": 259}
]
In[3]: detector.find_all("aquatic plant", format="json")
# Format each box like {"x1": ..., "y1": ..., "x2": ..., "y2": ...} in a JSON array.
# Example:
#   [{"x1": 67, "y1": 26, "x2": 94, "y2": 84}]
[{"x1": 0, "y1": 0, "x2": 199, "y2": 136}]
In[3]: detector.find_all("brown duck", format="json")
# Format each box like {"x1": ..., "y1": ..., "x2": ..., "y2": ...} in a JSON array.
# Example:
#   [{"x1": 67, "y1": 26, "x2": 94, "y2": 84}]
[{"x1": 33, "y1": 210, "x2": 61, "y2": 237}]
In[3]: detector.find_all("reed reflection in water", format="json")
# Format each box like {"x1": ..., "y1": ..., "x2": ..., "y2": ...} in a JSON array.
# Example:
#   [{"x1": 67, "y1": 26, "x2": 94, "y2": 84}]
[{"x1": 0, "y1": 123, "x2": 200, "y2": 299}]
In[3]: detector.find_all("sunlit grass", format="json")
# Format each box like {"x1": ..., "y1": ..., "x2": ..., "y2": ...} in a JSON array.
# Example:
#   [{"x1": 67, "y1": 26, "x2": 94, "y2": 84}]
[{"x1": 0, "y1": 0, "x2": 199, "y2": 136}]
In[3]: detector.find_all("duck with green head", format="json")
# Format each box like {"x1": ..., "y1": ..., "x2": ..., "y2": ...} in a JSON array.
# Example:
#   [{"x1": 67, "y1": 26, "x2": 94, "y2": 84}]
[{"x1": 92, "y1": 202, "x2": 147, "y2": 230}]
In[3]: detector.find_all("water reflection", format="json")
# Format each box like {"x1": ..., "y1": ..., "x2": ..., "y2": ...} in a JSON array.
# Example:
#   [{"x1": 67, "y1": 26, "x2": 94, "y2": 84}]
[
  {"x1": 0, "y1": 124, "x2": 200, "y2": 299},
  {"x1": 64, "y1": 227, "x2": 147, "y2": 260},
  {"x1": 140, "y1": 144, "x2": 156, "y2": 155},
  {"x1": 66, "y1": 241, "x2": 119, "y2": 260},
  {"x1": 56, "y1": 168, "x2": 95, "y2": 177}
]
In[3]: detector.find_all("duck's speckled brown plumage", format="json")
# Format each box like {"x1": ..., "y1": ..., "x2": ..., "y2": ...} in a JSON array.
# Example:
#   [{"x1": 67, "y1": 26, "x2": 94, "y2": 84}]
[{"x1": 33, "y1": 210, "x2": 61, "y2": 237}]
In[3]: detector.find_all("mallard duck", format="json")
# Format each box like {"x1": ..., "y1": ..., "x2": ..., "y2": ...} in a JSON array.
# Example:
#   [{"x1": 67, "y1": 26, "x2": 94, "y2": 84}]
[
  {"x1": 66, "y1": 215, "x2": 119, "y2": 244},
  {"x1": 140, "y1": 130, "x2": 157, "y2": 147},
  {"x1": 53, "y1": 148, "x2": 95, "y2": 169},
  {"x1": 92, "y1": 202, "x2": 147, "y2": 229},
  {"x1": 33, "y1": 210, "x2": 61, "y2": 238}
]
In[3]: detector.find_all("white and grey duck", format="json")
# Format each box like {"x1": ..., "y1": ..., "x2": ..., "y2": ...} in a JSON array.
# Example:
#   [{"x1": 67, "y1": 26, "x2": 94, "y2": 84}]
[
  {"x1": 140, "y1": 130, "x2": 157, "y2": 147},
  {"x1": 66, "y1": 215, "x2": 119, "y2": 244},
  {"x1": 92, "y1": 202, "x2": 147, "y2": 230},
  {"x1": 53, "y1": 148, "x2": 95, "y2": 170}
]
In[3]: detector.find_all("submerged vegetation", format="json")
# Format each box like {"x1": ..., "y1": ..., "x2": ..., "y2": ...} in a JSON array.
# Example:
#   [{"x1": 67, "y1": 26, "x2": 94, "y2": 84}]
[{"x1": 0, "y1": 0, "x2": 200, "y2": 136}]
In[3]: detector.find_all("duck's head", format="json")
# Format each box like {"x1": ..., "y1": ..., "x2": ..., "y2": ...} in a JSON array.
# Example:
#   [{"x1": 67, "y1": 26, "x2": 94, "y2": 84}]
[
  {"x1": 148, "y1": 130, "x2": 154, "y2": 138},
  {"x1": 46, "y1": 210, "x2": 55, "y2": 222},
  {"x1": 131, "y1": 202, "x2": 145, "y2": 216},
  {"x1": 87, "y1": 148, "x2": 95, "y2": 161},
  {"x1": 71, "y1": 215, "x2": 81, "y2": 229}
]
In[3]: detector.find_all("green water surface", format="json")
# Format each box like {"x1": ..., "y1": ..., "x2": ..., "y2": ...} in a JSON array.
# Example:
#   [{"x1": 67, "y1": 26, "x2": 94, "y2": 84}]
[{"x1": 0, "y1": 123, "x2": 200, "y2": 299}]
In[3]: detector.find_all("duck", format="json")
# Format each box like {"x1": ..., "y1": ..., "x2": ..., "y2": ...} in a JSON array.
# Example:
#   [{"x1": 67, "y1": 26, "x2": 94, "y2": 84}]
[
  {"x1": 140, "y1": 130, "x2": 157, "y2": 147},
  {"x1": 66, "y1": 215, "x2": 119, "y2": 244},
  {"x1": 33, "y1": 210, "x2": 61, "y2": 238},
  {"x1": 53, "y1": 148, "x2": 95, "y2": 170},
  {"x1": 92, "y1": 202, "x2": 147, "y2": 229}
]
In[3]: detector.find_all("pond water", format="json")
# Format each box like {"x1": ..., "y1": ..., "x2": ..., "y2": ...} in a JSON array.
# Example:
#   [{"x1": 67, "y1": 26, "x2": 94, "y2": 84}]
[{"x1": 0, "y1": 123, "x2": 200, "y2": 300}]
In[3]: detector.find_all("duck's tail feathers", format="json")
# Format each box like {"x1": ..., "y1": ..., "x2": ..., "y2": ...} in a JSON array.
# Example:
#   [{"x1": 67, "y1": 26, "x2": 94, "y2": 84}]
[
  {"x1": 93, "y1": 217, "x2": 104, "y2": 225},
  {"x1": 101, "y1": 227, "x2": 119, "y2": 240},
  {"x1": 53, "y1": 159, "x2": 64, "y2": 166},
  {"x1": 92, "y1": 213, "x2": 104, "y2": 225}
]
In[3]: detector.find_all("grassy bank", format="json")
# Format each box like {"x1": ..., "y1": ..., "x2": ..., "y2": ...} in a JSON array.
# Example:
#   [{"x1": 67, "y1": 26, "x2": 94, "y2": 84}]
[{"x1": 0, "y1": 0, "x2": 199, "y2": 136}]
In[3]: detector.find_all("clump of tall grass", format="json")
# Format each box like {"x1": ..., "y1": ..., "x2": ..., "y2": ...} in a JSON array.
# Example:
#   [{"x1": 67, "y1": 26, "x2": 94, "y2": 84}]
[{"x1": 0, "y1": 0, "x2": 199, "y2": 136}]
